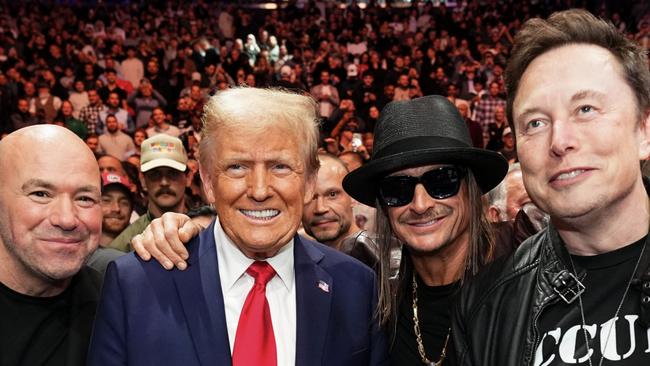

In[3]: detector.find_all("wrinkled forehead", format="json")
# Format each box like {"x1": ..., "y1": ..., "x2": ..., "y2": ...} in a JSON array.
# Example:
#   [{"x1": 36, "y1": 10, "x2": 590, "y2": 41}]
[
  {"x1": 317, "y1": 159, "x2": 348, "y2": 184},
  {"x1": 5, "y1": 147, "x2": 100, "y2": 192},
  {"x1": 214, "y1": 124, "x2": 302, "y2": 157}
]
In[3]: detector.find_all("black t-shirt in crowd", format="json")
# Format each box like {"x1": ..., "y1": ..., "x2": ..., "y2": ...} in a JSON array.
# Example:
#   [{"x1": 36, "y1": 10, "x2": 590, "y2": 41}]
[
  {"x1": 0, "y1": 281, "x2": 72, "y2": 366},
  {"x1": 391, "y1": 276, "x2": 459, "y2": 366},
  {"x1": 535, "y1": 236, "x2": 650, "y2": 365}
]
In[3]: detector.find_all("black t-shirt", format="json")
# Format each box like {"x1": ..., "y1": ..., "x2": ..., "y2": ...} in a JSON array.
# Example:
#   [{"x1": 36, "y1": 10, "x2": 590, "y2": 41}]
[
  {"x1": 390, "y1": 276, "x2": 459, "y2": 366},
  {"x1": 0, "y1": 281, "x2": 72, "y2": 366},
  {"x1": 535, "y1": 237, "x2": 650, "y2": 365}
]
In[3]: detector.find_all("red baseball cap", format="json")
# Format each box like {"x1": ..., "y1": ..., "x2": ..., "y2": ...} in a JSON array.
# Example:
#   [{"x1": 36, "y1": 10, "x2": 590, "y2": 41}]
[{"x1": 101, "y1": 172, "x2": 133, "y2": 193}]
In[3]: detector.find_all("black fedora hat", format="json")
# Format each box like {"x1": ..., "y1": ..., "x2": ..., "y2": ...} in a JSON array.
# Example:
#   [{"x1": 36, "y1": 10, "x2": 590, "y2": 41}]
[{"x1": 343, "y1": 95, "x2": 508, "y2": 207}]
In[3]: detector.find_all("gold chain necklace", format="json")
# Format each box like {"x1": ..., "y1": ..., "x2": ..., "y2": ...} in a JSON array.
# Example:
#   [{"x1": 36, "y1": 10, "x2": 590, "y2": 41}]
[{"x1": 412, "y1": 272, "x2": 450, "y2": 366}]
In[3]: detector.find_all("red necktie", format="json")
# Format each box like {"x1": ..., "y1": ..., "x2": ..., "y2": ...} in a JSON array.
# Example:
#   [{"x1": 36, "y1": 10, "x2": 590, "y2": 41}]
[{"x1": 232, "y1": 261, "x2": 277, "y2": 366}]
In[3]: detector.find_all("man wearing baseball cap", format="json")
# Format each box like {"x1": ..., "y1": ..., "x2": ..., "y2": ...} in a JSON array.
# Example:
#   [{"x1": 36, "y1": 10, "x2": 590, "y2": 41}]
[
  {"x1": 99, "y1": 172, "x2": 134, "y2": 247},
  {"x1": 109, "y1": 134, "x2": 189, "y2": 251},
  {"x1": 498, "y1": 126, "x2": 517, "y2": 162}
]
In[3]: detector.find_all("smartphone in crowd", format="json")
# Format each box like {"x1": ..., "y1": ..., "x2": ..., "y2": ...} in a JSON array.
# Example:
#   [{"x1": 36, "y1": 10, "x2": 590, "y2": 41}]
[{"x1": 351, "y1": 133, "x2": 363, "y2": 152}]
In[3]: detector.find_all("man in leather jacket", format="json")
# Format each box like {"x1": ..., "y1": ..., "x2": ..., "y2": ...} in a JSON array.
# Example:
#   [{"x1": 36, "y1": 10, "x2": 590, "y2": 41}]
[
  {"x1": 452, "y1": 9, "x2": 650, "y2": 365},
  {"x1": 341, "y1": 95, "x2": 508, "y2": 365}
]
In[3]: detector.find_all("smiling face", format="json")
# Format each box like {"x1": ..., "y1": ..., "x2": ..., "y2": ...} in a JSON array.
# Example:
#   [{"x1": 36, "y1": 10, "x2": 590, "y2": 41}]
[
  {"x1": 152, "y1": 108, "x2": 166, "y2": 126},
  {"x1": 513, "y1": 44, "x2": 650, "y2": 222},
  {"x1": 201, "y1": 126, "x2": 315, "y2": 259},
  {"x1": 0, "y1": 127, "x2": 101, "y2": 294},
  {"x1": 101, "y1": 185, "x2": 132, "y2": 237},
  {"x1": 386, "y1": 164, "x2": 470, "y2": 255}
]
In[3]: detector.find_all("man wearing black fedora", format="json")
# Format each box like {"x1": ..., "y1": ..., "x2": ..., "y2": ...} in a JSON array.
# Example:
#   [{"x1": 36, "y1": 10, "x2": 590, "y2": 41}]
[{"x1": 341, "y1": 94, "x2": 508, "y2": 364}]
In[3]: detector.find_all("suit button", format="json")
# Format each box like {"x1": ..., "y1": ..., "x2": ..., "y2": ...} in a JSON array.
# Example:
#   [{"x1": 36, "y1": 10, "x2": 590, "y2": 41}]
[{"x1": 643, "y1": 296, "x2": 650, "y2": 304}]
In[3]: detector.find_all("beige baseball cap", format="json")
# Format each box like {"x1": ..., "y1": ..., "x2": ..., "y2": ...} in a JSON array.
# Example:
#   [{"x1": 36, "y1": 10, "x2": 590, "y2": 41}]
[{"x1": 140, "y1": 134, "x2": 188, "y2": 173}]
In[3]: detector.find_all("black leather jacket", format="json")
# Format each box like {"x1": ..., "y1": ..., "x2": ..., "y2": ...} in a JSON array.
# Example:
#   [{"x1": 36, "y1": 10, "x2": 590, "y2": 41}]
[
  {"x1": 339, "y1": 230, "x2": 380, "y2": 271},
  {"x1": 451, "y1": 224, "x2": 650, "y2": 365}
]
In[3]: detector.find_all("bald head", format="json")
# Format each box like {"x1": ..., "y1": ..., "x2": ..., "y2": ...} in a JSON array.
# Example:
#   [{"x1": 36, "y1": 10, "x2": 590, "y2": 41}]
[
  {"x1": 98, "y1": 155, "x2": 125, "y2": 176},
  {"x1": 0, "y1": 125, "x2": 101, "y2": 296},
  {"x1": 0, "y1": 125, "x2": 98, "y2": 178},
  {"x1": 318, "y1": 153, "x2": 349, "y2": 176},
  {"x1": 302, "y1": 154, "x2": 358, "y2": 249}
]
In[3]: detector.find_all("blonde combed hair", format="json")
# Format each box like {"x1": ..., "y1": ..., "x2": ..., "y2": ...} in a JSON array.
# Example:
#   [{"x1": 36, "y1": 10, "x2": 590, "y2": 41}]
[{"x1": 199, "y1": 87, "x2": 321, "y2": 177}]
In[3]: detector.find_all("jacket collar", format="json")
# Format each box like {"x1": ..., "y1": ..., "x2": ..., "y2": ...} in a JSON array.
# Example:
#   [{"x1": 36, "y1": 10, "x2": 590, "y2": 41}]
[
  {"x1": 294, "y1": 235, "x2": 333, "y2": 366},
  {"x1": 537, "y1": 192, "x2": 650, "y2": 324},
  {"x1": 173, "y1": 220, "x2": 231, "y2": 365},
  {"x1": 172, "y1": 221, "x2": 336, "y2": 366}
]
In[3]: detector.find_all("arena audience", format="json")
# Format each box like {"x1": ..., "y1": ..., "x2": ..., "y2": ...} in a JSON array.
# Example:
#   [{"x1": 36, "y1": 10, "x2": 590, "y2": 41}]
[{"x1": 0, "y1": 0, "x2": 645, "y2": 229}]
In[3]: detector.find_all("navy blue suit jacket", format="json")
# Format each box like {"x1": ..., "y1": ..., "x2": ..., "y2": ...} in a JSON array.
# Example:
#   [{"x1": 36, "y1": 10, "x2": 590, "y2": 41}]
[{"x1": 88, "y1": 221, "x2": 388, "y2": 365}]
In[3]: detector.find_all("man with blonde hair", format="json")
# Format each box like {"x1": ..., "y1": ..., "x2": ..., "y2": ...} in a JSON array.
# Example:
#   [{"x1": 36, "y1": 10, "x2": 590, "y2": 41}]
[{"x1": 88, "y1": 88, "x2": 387, "y2": 365}]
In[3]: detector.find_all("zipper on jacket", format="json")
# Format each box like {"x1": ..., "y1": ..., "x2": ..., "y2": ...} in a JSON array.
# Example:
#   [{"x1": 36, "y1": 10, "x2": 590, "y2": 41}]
[
  {"x1": 528, "y1": 293, "x2": 562, "y2": 365},
  {"x1": 528, "y1": 299, "x2": 549, "y2": 366}
]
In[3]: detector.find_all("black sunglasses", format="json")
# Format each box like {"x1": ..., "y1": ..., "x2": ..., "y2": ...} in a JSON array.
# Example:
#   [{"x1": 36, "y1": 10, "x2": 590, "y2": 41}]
[{"x1": 378, "y1": 166, "x2": 466, "y2": 207}]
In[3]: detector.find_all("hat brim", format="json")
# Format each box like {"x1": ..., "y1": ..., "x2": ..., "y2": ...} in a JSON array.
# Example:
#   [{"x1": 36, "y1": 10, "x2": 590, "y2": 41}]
[
  {"x1": 141, "y1": 159, "x2": 187, "y2": 173},
  {"x1": 343, "y1": 147, "x2": 508, "y2": 207},
  {"x1": 102, "y1": 182, "x2": 133, "y2": 200}
]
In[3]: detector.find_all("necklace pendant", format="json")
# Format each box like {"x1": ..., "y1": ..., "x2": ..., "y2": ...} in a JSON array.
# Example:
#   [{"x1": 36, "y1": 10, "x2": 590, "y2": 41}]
[{"x1": 431, "y1": 356, "x2": 445, "y2": 366}]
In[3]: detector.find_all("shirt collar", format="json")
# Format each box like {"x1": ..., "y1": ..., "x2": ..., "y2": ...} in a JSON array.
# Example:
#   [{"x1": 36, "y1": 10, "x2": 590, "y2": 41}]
[{"x1": 214, "y1": 217, "x2": 295, "y2": 292}]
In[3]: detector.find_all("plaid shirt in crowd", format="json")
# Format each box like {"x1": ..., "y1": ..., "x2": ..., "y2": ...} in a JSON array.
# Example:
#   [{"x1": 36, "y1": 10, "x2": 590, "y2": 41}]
[
  {"x1": 79, "y1": 103, "x2": 106, "y2": 135},
  {"x1": 473, "y1": 96, "x2": 506, "y2": 138}
]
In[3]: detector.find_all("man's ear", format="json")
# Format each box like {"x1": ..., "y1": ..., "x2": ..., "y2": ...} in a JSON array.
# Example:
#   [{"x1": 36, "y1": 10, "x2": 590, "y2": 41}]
[
  {"x1": 487, "y1": 206, "x2": 502, "y2": 224},
  {"x1": 638, "y1": 109, "x2": 650, "y2": 161},
  {"x1": 198, "y1": 163, "x2": 215, "y2": 204}
]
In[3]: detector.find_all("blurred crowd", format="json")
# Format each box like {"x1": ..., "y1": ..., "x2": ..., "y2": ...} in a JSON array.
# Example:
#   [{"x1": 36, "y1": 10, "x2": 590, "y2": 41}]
[
  {"x1": 1, "y1": 3, "x2": 650, "y2": 364},
  {"x1": 0, "y1": 0, "x2": 648, "y2": 220}
]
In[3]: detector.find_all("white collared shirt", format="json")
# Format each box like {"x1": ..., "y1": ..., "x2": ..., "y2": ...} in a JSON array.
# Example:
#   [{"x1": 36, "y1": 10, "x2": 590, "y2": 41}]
[{"x1": 214, "y1": 218, "x2": 296, "y2": 365}]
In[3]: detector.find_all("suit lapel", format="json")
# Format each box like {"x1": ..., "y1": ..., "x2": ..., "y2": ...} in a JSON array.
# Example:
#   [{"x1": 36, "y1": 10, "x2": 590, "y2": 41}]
[
  {"x1": 294, "y1": 236, "x2": 333, "y2": 366},
  {"x1": 173, "y1": 220, "x2": 232, "y2": 366}
]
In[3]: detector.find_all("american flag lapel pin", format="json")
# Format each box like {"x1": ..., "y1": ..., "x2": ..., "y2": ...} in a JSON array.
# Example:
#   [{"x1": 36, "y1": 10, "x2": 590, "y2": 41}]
[{"x1": 317, "y1": 280, "x2": 330, "y2": 293}]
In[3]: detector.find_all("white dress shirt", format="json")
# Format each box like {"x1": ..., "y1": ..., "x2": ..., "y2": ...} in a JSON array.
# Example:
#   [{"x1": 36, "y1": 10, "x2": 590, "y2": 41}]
[{"x1": 214, "y1": 218, "x2": 296, "y2": 365}]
